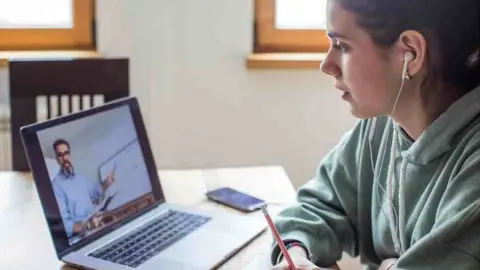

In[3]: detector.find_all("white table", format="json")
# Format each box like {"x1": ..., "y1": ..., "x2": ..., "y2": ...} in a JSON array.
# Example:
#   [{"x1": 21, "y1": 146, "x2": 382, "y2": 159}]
[{"x1": 0, "y1": 166, "x2": 297, "y2": 269}]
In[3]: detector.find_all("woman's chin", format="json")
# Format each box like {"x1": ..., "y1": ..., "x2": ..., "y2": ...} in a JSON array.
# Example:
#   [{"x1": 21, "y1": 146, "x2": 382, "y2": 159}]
[
  {"x1": 348, "y1": 105, "x2": 378, "y2": 119},
  {"x1": 341, "y1": 95, "x2": 377, "y2": 119}
]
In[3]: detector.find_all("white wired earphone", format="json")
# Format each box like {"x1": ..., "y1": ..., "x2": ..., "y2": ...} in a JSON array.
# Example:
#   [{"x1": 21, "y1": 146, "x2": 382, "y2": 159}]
[
  {"x1": 370, "y1": 50, "x2": 415, "y2": 255},
  {"x1": 403, "y1": 51, "x2": 415, "y2": 80},
  {"x1": 392, "y1": 51, "x2": 415, "y2": 114}
]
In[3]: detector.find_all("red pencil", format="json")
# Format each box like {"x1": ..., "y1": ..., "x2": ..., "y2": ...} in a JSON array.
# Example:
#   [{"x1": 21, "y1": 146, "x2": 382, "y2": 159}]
[{"x1": 260, "y1": 204, "x2": 296, "y2": 270}]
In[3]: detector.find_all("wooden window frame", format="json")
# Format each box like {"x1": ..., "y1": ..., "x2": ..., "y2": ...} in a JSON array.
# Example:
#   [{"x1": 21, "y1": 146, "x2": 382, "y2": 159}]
[
  {"x1": 0, "y1": 0, "x2": 95, "y2": 51},
  {"x1": 254, "y1": 0, "x2": 329, "y2": 53}
]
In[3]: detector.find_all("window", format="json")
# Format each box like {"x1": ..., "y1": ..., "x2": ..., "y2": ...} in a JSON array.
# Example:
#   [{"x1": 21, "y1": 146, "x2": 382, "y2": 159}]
[
  {"x1": 254, "y1": 0, "x2": 329, "y2": 53},
  {"x1": 0, "y1": 0, "x2": 95, "y2": 50}
]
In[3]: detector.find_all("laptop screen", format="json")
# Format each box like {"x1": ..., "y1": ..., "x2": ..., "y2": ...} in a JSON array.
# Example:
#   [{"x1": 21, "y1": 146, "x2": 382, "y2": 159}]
[{"x1": 36, "y1": 104, "x2": 156, "y2": 247}]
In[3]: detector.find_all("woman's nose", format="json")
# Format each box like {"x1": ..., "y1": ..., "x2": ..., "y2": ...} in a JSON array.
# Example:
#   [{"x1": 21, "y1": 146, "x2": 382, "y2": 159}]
[{"x1": 320, "y1": 52, "x2": 341, "y2": 78}]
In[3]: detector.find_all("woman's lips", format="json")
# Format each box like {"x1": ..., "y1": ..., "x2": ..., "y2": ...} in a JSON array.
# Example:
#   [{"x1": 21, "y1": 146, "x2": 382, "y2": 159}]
[
  {"x1": 335, "y1": 83, "x2": 351, "y2": 100},
  {"x1": 335, "y1": 82, "x2": 348, "y2": 92}
]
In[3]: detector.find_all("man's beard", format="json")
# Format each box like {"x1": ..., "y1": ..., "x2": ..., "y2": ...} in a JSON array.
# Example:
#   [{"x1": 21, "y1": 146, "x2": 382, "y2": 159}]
[{"x1": 61, "y1": 162, "x2": 75, "y2": 178}]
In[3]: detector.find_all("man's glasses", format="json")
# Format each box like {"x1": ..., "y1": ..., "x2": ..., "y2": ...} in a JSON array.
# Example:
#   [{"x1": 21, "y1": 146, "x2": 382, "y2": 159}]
[{"x1": 56, "y1": 150, "x2": 70, "y2": 158}]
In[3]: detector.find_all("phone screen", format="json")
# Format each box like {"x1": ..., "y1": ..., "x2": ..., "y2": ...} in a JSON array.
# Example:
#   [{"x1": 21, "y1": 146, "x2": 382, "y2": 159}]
[{"x1": 206, "y1": 187, "x2": 265, "y2": 211}]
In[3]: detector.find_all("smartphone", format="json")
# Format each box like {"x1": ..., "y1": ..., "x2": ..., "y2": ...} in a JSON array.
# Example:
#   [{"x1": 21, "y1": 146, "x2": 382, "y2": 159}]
[{"x1": 205, "y1": 187, "x2": 266, "y2": 212}]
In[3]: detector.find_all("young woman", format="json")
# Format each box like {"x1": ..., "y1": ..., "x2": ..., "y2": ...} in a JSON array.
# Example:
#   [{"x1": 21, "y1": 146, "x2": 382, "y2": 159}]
[{"x1": 270, "y1": 0, "x2": 480, "y2": 269}]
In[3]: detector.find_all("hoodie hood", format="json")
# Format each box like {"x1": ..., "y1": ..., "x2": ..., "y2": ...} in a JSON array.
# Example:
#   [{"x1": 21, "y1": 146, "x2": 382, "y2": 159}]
[
  {"x1": 379, "y1": 84, "x2": 480, "y2": 255},
  {"x1": 400, "y1": 85, "x2": 480, "y2": 165}
]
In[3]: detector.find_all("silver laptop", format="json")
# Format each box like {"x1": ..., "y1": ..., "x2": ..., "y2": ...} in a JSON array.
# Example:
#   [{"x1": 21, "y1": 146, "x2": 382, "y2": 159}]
[{"x1": 20, "y1": 97, "x2": 266, "y2": 269}]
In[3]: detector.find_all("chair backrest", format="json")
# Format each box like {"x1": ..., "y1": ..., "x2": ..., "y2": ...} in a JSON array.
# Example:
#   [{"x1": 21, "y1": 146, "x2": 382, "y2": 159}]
[{"x1": 9, "y1": 58, "x2": 129, "y2": 171}]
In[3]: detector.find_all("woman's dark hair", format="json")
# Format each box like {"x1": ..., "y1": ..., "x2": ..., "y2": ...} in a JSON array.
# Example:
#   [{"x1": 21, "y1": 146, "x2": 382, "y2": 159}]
[{"x1": 338, "y1": 0, "x2": 480, "y2": 94}]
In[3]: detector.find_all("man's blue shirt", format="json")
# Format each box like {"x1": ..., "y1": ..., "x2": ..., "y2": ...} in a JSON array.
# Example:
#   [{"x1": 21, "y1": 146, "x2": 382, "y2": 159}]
[{"x1": 52, "y1": 171, "x2": 103, "y2": 237}]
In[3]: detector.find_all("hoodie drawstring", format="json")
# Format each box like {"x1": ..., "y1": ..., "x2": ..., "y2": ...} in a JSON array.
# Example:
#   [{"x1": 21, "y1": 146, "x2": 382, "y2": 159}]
[
  {"x1": 387, "y1": 128, "x2": 401, "y2": 254},
  {"x1": 387, "y1": 127, "x2": 407, "y2": 255},
  {"x1": 370, "y1": 120, "x2": 407, "y2": 255},
  {"x1": 398, "y1": 154, "x2": 408, "y2": 253}
]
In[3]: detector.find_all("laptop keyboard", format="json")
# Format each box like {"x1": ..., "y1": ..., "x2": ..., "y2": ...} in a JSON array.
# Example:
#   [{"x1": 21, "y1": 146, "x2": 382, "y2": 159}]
[{"x1": 89, "y1": 210, "x2": 211, "y2": 268}]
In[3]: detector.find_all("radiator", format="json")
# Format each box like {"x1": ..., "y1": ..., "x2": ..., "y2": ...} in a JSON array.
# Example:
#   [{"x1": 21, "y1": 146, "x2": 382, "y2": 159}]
[
  {"x1": 0, "y1": 95, "x2": 104, "y2": 171},
  {"x1": 0, "y1": 104, "x2": 11, "y2": 171}
]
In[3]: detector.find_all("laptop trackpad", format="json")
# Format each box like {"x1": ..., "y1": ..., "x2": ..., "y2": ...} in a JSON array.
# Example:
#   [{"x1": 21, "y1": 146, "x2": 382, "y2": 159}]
[{"x1": 157, "y1": 229, "x2": 240, "y2": 267}]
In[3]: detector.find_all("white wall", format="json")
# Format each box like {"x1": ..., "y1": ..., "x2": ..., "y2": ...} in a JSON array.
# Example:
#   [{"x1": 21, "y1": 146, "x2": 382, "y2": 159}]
[{"x1": 96, "y1": 0, "x2": 358, "y2": 188}]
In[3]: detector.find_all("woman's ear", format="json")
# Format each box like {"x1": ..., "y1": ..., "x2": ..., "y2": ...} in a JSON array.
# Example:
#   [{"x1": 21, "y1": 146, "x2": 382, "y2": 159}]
[{"x1": 397, "y1": 30, "x2": 427, "y2": 77}]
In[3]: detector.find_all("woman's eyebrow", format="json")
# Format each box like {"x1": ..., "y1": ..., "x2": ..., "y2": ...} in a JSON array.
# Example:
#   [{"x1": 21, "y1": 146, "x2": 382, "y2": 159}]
[{"x1": 327, "y1": 31, "x2": 349, "y2": 39}]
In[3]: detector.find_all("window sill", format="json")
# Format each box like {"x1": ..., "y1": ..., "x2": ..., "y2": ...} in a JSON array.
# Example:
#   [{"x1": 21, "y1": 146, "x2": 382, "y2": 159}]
[
  {"x1": 246, "y1": 53, "x2": 326, "y2": 69},
  {"x1": 0, "y1": 50, "x2": 102, "y2": 68}
]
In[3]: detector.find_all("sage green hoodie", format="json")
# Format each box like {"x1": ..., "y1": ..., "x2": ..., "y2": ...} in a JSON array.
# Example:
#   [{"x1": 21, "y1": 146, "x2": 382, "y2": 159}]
[{"x1": 272, "y1": 86, "x2": 480, "y2": 270}]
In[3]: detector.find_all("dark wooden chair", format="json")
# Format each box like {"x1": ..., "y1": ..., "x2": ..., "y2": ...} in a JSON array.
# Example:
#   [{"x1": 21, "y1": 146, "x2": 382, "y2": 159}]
[{"x1": 9, "y1": 58, "x2": 129, "y2": 171}]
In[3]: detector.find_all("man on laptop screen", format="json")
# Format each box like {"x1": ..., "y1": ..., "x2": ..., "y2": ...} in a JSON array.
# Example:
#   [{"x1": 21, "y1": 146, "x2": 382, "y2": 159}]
[
  {"x1": 51, "y1": 138, "x2": 116, "y2": 240},
  {"x1": 37, "y1": 106, "x2": 155, "y2": 245}
]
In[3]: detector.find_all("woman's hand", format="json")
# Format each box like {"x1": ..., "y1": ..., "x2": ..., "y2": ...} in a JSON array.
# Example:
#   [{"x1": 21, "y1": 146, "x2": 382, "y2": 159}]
[
  {"x1": 270, "y1": 246, "x2": 341, "y2": 270},
  {"x1": 378, "y1": 258, "x2": 397, "y2": 270},
  {"x1": 271, "y1": 255, "x2": 321, "y2": 270}
]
